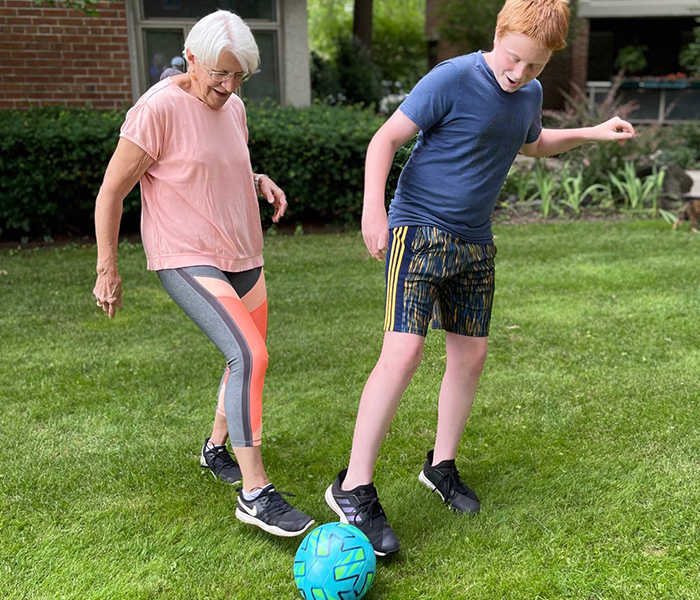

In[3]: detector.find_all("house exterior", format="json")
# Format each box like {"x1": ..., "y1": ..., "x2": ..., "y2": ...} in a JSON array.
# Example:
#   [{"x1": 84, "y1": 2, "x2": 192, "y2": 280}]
[
  {"x1": 0, "y1": 0, "x2": 311, "y2": 110},
  {"x1": 425, "y1": 0, "x2": 700, "y2": 120},
  {"x1": 580, "y1": 0, "x2": 700, "y2": 122},
  {"x1": 577, "y1": 0, "x2": 697, "y2": 18}
]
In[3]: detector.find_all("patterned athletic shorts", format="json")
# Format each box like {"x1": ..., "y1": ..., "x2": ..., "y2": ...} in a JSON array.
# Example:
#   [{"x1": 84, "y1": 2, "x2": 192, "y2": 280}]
[{"x1": 384, "y1": 226, "x2": 496, "y2": 337}]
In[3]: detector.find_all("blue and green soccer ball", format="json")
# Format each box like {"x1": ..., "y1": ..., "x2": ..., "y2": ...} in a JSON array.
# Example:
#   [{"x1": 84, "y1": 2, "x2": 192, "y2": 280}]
[{"x1": 294, "y1": 522, "x2": 376, "y2": 600}]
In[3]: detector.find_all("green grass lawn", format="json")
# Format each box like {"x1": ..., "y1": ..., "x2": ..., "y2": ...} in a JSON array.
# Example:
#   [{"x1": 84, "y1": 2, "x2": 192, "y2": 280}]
[{"x1": 1, "y1": 219, "x2": 699, "y2": 600}]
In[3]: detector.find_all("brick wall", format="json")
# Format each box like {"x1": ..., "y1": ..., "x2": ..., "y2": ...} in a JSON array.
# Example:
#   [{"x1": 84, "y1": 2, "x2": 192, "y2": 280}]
[{"x1": 0, "y1": 0, "x2": 133, "y2": 109}]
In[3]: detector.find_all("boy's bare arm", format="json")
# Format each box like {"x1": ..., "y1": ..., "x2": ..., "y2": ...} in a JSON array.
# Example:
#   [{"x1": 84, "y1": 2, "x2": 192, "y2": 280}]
[
  {"x1": 362, "y1": 111, "x2": 420, "y2": 260},
  {"x1": 520, "y1": 116, "x2": 635, "y2": 158}
]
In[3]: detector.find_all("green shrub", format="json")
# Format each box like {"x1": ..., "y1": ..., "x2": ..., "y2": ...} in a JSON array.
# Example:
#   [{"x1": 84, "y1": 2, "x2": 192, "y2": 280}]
[
  {"x1": 309, "y1": 37, "x2": 386, "y2": 107},
  {"x1": 306, "y1": 0, "x2": 427, "y2": 99},
  {"x1": 0, "y1": 104, "x2": 397, "y2": 240},
  {"x1": 0, "y1": 106, "x2": 140, "y2": 239},
  {"x1": 660, "y1": 121, "x2": 700, "y2": 168},
  {"x1": 246, "y1": 102, "x2": 387, "y2": 226}
]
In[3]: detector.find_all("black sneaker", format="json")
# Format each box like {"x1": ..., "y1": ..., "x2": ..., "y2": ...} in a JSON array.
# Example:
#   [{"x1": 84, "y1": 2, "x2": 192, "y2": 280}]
[
  {"x1": 419, "y1": 450, "x2": 480, "y2": 514},
  {"x1": 235, "y1": 484, "x2": 315, "y2": 537},
  {"x1": 325, "y1": 468, "x2": 399, "y2": 556},
  {"x1": 200, "y1": 438, "x2": 242, "y2": 485}
]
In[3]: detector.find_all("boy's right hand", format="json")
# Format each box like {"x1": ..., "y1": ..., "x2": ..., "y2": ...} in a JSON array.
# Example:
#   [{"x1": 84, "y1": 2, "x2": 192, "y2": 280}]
[{"x1": 361, "y1": 205, "x2": 389, "y2": 261}]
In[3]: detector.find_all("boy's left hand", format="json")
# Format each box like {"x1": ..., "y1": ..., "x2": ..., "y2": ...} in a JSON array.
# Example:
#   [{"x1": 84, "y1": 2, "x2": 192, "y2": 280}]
[{"x1": 594, "y1": 117, "x2": 635, "y2": 144}]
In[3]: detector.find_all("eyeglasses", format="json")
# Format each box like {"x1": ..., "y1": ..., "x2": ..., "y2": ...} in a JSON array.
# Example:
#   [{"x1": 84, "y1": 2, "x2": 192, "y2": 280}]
[{"x1": 202, "y1": 66, "x2": 255, "y2": 83}]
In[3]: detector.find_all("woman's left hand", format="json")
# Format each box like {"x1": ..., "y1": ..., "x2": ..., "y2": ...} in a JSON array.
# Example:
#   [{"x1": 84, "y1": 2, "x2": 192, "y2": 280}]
[{"x1": 259, "y1": 176, "x2": 287, "y2": 222}]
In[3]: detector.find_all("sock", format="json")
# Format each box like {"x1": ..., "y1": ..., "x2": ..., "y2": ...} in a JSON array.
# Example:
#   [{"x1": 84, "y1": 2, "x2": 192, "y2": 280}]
[{"x1": 242, "y1": 483, "x2": 272, "y2": 501}]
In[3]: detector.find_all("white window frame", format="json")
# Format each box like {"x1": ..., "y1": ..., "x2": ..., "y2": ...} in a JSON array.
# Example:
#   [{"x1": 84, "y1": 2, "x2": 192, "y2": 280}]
[
  {"x1": 577, "y1": 0, "x2": 700, "y2": 18},
  {"x1": 124, "y1": 0, "x2": 283, "y2": 103}
]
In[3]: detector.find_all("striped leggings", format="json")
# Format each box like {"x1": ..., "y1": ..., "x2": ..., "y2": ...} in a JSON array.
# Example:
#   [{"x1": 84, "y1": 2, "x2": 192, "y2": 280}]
[{"x1": 158, "y1": 265, "x2": 268, "y2": 447}]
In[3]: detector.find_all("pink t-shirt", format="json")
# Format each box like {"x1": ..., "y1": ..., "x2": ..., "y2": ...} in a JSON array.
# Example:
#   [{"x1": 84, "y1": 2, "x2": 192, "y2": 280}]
[{"x1": 120, "y1": 78, "x2": 264, "y2": 272}]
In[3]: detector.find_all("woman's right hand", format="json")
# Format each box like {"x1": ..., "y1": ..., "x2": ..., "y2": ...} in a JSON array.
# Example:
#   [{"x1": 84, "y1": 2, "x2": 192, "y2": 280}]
[
  {"x1": 93, "y1": 267, "x2": 122, "y2": 319},
  {"x1": 93, "y1": 139, "x2": 153, "y2": 319}
]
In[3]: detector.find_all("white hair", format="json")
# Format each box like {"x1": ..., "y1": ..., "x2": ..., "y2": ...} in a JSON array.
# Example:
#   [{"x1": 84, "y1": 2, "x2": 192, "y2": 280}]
[{"x1": 184, "y1": 10, "x2": 259, "y2": 74}]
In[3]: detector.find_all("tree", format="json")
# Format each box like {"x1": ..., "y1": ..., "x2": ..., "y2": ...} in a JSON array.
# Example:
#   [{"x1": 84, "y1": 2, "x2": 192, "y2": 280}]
[
  {"x1": 353, "y1": 0, "x2": 373, "y2": 51},
  {"x1": 434, "y1": 0, "x2": 502, "y2": 54},
  {"x1": 308, "y1": 0, "x2": 426, "y2": 93}
]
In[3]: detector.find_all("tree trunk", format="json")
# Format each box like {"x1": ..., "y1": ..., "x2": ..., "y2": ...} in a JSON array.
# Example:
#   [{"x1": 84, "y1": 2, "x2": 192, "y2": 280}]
[{"x1": 353, "y1": 0, "x2": 373, "y2": 52}]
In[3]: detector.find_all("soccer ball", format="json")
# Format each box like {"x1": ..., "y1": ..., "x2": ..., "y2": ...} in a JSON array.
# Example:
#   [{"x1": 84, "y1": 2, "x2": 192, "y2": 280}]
[{"x1": 294, "y1": 522, "x2": 376, "y2": 600}]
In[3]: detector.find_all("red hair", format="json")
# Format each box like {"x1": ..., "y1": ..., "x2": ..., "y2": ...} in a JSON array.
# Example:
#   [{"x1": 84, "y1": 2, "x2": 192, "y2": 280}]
[{"x1": 496, "y1": 0, "x2": 570, "y2": 52}]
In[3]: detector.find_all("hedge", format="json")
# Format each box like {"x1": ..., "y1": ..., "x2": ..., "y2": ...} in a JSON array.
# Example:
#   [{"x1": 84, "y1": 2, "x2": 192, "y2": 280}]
[
  {"x1": 0, "y1": 103, "x2": 395, "y2": 241},
  {"x1": 246, "y1": 102, "x2": 387, "y2": 227},
  {"x1": 0, "y1": 106, "x2": 138, "y2": 239}
]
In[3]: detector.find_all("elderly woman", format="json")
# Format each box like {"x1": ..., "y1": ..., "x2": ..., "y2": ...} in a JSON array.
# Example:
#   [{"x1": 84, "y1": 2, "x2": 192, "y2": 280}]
[{"x1": 93, "y1": 10, "x2": 314, "y2": 537}]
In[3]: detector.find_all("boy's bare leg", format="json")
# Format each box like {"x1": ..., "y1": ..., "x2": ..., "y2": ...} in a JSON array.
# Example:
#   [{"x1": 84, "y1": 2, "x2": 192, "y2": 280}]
[
  {"x1": 343, "y1": 331, "x2": 426, "y2": 490},
  {"x1": 432, "y1": 333, "x2": 488, "y2": 464}
]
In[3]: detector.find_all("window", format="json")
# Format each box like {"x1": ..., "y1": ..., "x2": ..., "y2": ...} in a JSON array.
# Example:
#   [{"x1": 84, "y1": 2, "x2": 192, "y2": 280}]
[
  {"x1": 145, "y1": 29, "x2": 185, "y2": 86},
  {"x1": 142, "y1": 0, "x2": 275, "y2": 21},
  {"x1": 128, "y1": 0, "x2": 281, "y2": 103}
]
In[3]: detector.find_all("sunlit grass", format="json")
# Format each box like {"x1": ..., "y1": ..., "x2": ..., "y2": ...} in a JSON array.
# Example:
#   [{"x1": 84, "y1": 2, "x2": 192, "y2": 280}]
[{"x1": 1, "y1": 220, "x2": 699, "y2": 599}]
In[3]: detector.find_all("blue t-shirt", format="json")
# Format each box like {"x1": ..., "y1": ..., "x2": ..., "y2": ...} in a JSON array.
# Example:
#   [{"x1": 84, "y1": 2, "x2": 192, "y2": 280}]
[{"x1": 389, "y1": 52, "x2": 543, "y2": 244}]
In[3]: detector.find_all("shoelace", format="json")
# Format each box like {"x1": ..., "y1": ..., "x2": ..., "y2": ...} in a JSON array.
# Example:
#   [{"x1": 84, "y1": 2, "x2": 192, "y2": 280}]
[
  {"x1": 208, "y1": 447, "x2": 238, "y2": 471},
  {"x1": 246, "y1": 488, "x2": 297, "y2": 519},
  {"x1": 352, "y1": 495, "x2": 386, "y2": 527},
  {"x1": 432, "y1": 469, "x2": 468, "y2": 501}
]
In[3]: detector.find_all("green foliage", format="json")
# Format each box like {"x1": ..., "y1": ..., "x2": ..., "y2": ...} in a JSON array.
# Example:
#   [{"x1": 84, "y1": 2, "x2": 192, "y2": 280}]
[
  {"x1": 307, "y1": 0, "x2": 354, "y2": 58},
  {"x1": 544, "y1": 73, "x2": 700, "y2": 175},
  {"x1": 307, "y1": 0, "x2": 427, "y2": 101},
  {"x1": 501, "y1": 157, "x2": 670, "y2": 220},
  {"x1": 435, "y1": 0, "x2": 501, "y2": 53},
  {"x1": 532, "y1": 159, "x2": 560, "y2": 218},
  {"x1": 0, "y1": 106, "x2": 140, "y2": 239},
  {"x1": 386, "y1": 135, "x2": 417, "y2": 193},
  {"x1": 502, "y1": 162, "x2": 536, "y2": 206},
  {"x1": 245, "y1": 102, "x2": 386, "y2": 226},
  {"x1": 4, "y1": 95, "x2": 699, "y2": 241},
  {"x1": 335, "y1": 36, "x2": 386, "y2": 106},
  {"x1": 371, "y1": 0, "x2": 428, "y2": 92},
  {"x1": 679, "y1": 17, "x2": 700, "y2": 76},
  {"x1": 608, "y1": 161, "x2": 666, "y2": 213},
  {"x1": 310, "y1": 37, "x2": 386, "y2": 107},
  {"x1": 661, "y1": 121, "x2": 700, "y2": 169},
  {"x1": 542, "y1": 77, "x2": 660, "y2": 190},
  {"x1": 614, "y1": 45, "x2": 649, "y2": 75},
  {"x1": 0, "y1": 104, "x2": 389, "y2": 240},
  {"x1": 310, "y1": 51, "x2": 343, "y2": 103},
  {"x1": 559, "y1": 160, "x2": 609, "y2": 216},
  {"x1": 33, "y1": 0, "x2": 117, "y2": 16}
]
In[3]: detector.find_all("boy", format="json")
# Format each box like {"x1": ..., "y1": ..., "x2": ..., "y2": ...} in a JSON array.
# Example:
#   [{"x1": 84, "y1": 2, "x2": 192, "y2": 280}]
[{"x1": 324, "y1": 0, "x2": 635, "y2": 556}]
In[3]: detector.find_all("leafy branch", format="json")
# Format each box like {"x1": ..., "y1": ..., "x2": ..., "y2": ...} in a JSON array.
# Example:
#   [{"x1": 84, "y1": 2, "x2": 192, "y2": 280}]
[{"x1": 33, "y1": 0, "x2": 117, "y2": 16}]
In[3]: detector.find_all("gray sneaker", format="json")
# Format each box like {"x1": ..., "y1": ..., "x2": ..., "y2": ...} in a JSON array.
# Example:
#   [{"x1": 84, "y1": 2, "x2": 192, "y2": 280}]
[
  {"x1": 200, "y1": 438, "x2": 242, "y2": 484},
  {"x1": 236, "y1": 484, "x2": 315, "y2": 537},
  {"x1": 419, "y1": 450, "x2": 480, "y2": 513}
]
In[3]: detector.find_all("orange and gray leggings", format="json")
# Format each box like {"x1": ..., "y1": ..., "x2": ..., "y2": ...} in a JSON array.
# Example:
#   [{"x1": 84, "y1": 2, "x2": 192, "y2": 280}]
[{"x1": 157, "y1": 265, "x2": 268, "y2": 447}]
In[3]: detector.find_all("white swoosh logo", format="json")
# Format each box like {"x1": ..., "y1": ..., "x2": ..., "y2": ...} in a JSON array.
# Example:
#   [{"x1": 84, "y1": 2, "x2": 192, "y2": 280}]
[{"x1": 239, "y1": 499, "x2": 258, "y2": 517}]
